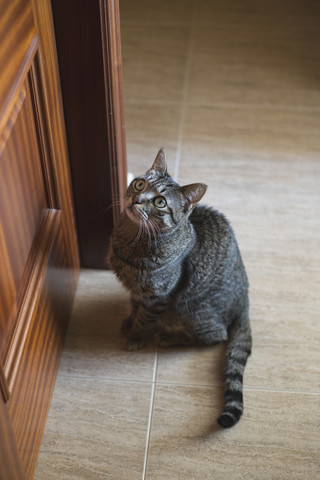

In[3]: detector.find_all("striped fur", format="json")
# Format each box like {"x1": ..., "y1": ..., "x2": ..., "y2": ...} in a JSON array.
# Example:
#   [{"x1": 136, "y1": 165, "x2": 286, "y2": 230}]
[
  {"x1": 218, "y1": 313, "x2": 252, "y2": 428},
  {"x1": 108, "y1": 149, "x2": 252, "y2": 428}
]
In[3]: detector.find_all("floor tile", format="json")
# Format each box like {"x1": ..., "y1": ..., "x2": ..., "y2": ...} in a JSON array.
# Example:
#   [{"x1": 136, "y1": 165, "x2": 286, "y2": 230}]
[
  {"x1": 146, "y1": 385, "x2": 320, "y2": 479},
  {"x1": 120, "y1": 0, "x2": 195, "y2": 26},
  {"x1": 60, "y1": 270, "x2": 156, "y2": 382},
  {"x1": 58, "y1": 334, "x2": 156, "y2": 382},
  {"x1": 180, "y1": 106, "x2": 320, "y2": 162},
  {"x1": 124, "y1": 103, "x2": 181, "y2": 176},
  {"x1": 157, "y1": 344, "x2": 225, "y2": 387},
  {"x1": 121, "y1": 25, "x2": 191, "y2": 103},
  {"x1": 67, "y1": 270, "x2": 130, "y2": 337},
  {"x1": 246, "y1": 268, "x2": 320, "y2": 392},
  {"x1": 156, "y1": 284, "x2": 320, "y2": 394},
  {"x1": 35, "y1": 378, "x2": 152, "y2": 480},
  {"x1": 187, "y1": 26, "x2": 320, "y2": 107},
  {"x1": 194, "y1": 0, "x2": 320, "y2": 30},
  {"x1": 178, "y1": 105, "x2": 320, "y2": 226}
]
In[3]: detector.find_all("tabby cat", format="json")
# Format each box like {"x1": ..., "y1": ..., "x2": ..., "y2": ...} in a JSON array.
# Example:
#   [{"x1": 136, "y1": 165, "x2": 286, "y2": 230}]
[{"x1": 108, "y1": 149, "x2": 252, "y2": 428}]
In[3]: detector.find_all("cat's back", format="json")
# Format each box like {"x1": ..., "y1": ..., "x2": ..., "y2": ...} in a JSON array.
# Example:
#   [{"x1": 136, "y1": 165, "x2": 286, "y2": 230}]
[
  {"x1": 188, "y1": 204, "x2": 246, "y2": 285},
  {"x1": 190, "y1": 204, "x2": 233, "y2": 246}
]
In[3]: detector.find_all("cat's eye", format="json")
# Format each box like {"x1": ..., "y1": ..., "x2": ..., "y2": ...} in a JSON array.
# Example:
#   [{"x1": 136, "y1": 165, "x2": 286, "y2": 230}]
[
  {"x1": 133, "y1": 179, "x2": 146, "y2": 191},
  {"x1": 153, "y1": 196, "x2": 167, "y2": 208}
]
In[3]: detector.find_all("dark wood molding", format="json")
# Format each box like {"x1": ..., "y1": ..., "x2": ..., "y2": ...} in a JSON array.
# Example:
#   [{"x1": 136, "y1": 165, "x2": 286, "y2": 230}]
[
  {"x1": 99, "y1": 0, "x2": 127, "y2": 218},
  {"x1": 29, "y1": 55, "x2": 61, "y2": 209},
  {"x1": 0, "y1": 362, "x2": 10, "y2": 403},
  {"x1": 4, "y1": 209, "x2": 61, "y2": 396},
  {"x1": 52, "y1": 0, "x2": 127, "y2": 268}
]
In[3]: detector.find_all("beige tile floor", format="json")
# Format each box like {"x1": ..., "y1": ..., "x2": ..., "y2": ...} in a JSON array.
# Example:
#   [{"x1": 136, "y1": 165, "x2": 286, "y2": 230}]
[{"x1": 35, "y1": 1, "x2": 320, "y2": 478}]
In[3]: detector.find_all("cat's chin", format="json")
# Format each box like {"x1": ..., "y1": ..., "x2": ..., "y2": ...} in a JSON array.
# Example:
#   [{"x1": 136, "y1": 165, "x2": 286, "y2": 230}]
[{"x1": 126, "y1": 206, "x2": 141, "y2": 225}]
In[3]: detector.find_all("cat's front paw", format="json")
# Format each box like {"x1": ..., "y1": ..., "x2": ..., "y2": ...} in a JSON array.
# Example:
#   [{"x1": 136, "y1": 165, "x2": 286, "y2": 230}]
[
  {"x1": 158, "y1": 337, "x2": 177, "y2": 348},
  {"x1": 120, "y1": 316, "x2": 134, "y2": 336},
  {"x1": 126, "y1": 337, "x2": 146, "y2": 351}
]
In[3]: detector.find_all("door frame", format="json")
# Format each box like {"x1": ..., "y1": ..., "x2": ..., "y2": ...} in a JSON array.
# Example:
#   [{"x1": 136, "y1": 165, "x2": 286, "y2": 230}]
[{"x1": 52, "y1": 0, "x2": 127, "y2": 268}]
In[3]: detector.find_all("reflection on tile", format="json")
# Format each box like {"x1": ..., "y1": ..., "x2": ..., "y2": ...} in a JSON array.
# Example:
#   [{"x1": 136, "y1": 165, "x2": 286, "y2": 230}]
[
  {"x1": 124, "y1": 103, "x2": 181, "y2": 175},
  {"x1": 178, "y1": 105, "x2": 320, "y2": 231},
  {"x1": 67, "y1": 270, "x2": 130, "y2": 337},
  {"x1": 147, "y1": 385, "x2": 320, "y2": 479},
  {"x1": 157, "y1": 343, "x2": 225, "y2": 386},
  {"x1": 35, "y1": 378, "x2": 152, "y2": 480},
  {"x1": 187, "y1": 26, "x2": 320, "y2": 107},
  {"x1": 180, "y1": 106, "x2": 320, "y2": 160},
  {"x1": 121, "y1": 25, "x2": 190, "y2": 102}
]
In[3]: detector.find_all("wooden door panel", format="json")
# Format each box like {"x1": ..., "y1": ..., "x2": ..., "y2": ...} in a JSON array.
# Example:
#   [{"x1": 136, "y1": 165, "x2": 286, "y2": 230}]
[
  {"x1": 0, "y1": 0, "x2": 35, "y2": 129},
  {"x1": 0, "y1": 0, "x2": 80, "y2": 477},
  {"x1": 4, "y1": 209, "x2": 61, "y2": 395},
  {"x1": 8, "y1": 222, "x2": 74, "y2": 479},
  {"x1": 0, "y1": 396, "x2": 24, "y2": 480},
  {"x1": 0, "y1": 77, "x2": 49, "y2": 359}
]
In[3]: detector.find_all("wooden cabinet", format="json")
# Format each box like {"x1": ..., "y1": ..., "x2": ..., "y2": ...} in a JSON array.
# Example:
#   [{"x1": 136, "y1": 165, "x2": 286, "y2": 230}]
[{"x1": 0, "y1": 0, "x2": 80, "y2": 478}]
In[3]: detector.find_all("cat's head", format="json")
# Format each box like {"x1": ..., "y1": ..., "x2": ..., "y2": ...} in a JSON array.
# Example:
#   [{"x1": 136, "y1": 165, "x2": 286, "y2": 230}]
[{"x1": 125, "y1": 148, "x2": 207, "y2": 233}]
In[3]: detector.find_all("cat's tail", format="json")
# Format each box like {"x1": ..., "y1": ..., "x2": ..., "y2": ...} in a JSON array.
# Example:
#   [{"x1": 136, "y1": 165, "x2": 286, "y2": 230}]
[{"x1": 217, "y1": 312, "x2": 252, "y2": 428}]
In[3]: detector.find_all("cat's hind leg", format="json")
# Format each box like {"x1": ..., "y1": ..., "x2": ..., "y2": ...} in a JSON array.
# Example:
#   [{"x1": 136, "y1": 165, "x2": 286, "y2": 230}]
[
  {"x1": 190, "y1": 319, "x2": 228, "y2": 346},
  {"x1": 158, "y1": 316, "x2": 228, "y2": 347}
]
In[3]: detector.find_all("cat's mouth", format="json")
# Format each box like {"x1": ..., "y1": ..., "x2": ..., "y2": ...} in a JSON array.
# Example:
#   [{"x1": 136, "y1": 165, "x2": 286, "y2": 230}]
[{"x1": 126, "y1": 203, "x2": 146, "y2": 224}]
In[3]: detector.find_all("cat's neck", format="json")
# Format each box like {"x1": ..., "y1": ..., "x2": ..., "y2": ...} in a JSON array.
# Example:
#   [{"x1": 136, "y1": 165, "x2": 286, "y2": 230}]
[{"x1": 112, "y1": 211, "x2": 196, "y2": 268}]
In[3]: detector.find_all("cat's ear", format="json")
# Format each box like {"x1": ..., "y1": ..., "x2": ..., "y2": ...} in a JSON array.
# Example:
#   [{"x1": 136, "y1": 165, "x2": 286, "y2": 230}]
[
  {"x1": 147, "y1": 148, "x2": 167, "y2": 175},
  {"x1": 180, "y1": 183, "x2": 207, "y2": 211}
]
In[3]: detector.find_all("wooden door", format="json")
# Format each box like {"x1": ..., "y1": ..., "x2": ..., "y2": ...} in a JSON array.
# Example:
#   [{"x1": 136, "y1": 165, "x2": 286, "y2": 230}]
[{"x1": 0, "y1": 0, "x2": 80, "y2": 478}]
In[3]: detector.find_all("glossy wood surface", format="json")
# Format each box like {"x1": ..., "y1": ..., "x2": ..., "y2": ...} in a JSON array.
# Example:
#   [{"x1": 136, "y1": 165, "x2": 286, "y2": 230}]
[
  {"x1": 0, "y1": 79, "x2": 47, "y2": 360},
  {"x1": 0, "y1": 398, "x2": 24, "y2": 479},
  {"x1": 8, "y1": 225, "x2": 75, "y2": 479},
  {"x1": 0, "y1": 0, "x2": 35, "y2": 133},
  {"x1": 31, "y1": 0, "x2": 80, "y2": 264},
  {"x1": 0, "y1": 0, "x2": 80, "y2": 477},
  {"x1": 52, "y1": 0, "x2": 127, "y2": 268},
  {"x1": 100, "y1": 0, "x2": 127, "y2": 218}
]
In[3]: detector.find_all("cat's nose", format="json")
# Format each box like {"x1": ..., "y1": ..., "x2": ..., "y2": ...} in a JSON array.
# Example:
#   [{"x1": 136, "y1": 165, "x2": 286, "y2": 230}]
[{"x1": 132, "y1": 195, "x2": 142, "y2": 205}]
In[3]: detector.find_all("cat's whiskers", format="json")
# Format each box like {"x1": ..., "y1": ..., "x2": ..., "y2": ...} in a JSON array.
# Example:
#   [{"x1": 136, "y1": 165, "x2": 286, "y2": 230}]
[
  {"x1": 129, "y1": 220, "x2": 143, "y2": 247},
  {"x1": 148, "y1": 218, "x2": 160, "y2": 249},
  {"x1": 129, "y1": 208, "x2": 151, "y2": 248},
  {"x1": 143, "y1": 218, "x2": 153, "y2": 253},
  {"x1": 96, "y1": 195, "x2": 127, "y2": 218}
]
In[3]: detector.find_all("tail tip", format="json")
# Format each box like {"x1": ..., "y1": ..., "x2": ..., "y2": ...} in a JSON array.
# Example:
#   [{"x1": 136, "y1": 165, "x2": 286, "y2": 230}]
[{"x1": 217, "y1": 412, "x2": 238, "y2": 429}]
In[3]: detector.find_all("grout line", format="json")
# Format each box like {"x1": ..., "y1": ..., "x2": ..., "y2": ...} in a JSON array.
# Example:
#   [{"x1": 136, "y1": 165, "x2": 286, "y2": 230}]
[
  {"x1": 174, "y1": 14, "x2": 196, "y2": 182},
  {"x1": 142, "y1": 351, "x2": 158, "y2": 480},
  {"x1": 124, "y1": 98, "x2": 320, "y2": 113},
  {"x1": 155, "y1": 382, "x2": 320, "y2": 396},
  {"x1": 243, "y1": 386, "x2": 320, "y2": 396},
  {"x1": 120, "y1": 20, "x2": 320, "y2": 33},
  {"x1": 56, "y1": 372, "x2": 320, "y2": 396},
  {"x1": 57, "y1": 373, "x2": 155, "y2": 385}
]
